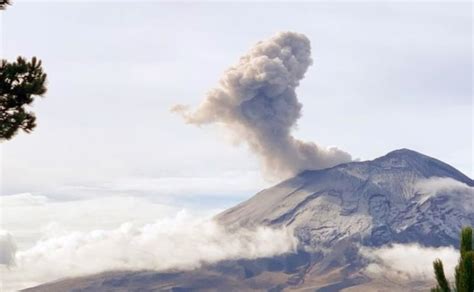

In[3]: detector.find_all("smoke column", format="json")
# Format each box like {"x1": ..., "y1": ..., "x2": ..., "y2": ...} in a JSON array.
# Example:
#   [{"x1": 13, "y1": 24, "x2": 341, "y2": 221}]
[{"x1": 173, "y1": 32, "x2": 351, "y2": 179}]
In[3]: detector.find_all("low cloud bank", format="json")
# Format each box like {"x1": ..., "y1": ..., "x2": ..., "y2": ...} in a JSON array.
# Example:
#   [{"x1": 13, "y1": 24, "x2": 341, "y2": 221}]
[
  {"x1": 173, "y1": 31, "x2": 351, "y2": 180},
  {"x1": 361, "y1": 243, "x2": 459, "y2": 281},
  {"x1": 1, "y1": 211, "x2": 297, "y2": 291},
  {"x1": 0, "y1": 193, "x2": 181, "y2": 251}
]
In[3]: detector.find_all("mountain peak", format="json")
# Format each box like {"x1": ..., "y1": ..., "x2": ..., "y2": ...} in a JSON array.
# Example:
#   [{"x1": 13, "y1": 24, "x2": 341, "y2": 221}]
[
  {"x1": 297, "y1": 148, "x2": 471, "y2": 186},
  {"x1": 376, "y1": 148, "x2": 436, "y2": 163},
  {"x1": 370, "y1": 149, "x2": 472, "y2": 185},
  {"x1": 384, "y1": 148, "x2": 422, "y2": 156},
  {"x1": 217, "y1": 148, "x2": 473, "y2": 248}
]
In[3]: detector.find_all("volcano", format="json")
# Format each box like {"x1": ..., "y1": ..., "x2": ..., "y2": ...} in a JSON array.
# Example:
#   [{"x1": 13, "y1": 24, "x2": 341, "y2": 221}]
[
  {"x1": 24, "y1": 149, "x2": 473, "y2": 292},
  {"x1": 217, "y1": 148, "x2": 473, "y2": 248}
]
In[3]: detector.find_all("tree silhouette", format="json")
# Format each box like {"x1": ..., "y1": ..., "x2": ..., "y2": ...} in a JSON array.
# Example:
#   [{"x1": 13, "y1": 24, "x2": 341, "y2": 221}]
[
  {"x1": 0, "y1": 0, "x2": 11, "y2": 10},
  {"x1": 433, "y1": 259, "x2": 451, "y2": 292},
  {"x1": 0, "y1": 57, "x2": 48, "y2": 141},
  {"x1": 431, "y1": 227, "x2": 474, "y2": 292}
]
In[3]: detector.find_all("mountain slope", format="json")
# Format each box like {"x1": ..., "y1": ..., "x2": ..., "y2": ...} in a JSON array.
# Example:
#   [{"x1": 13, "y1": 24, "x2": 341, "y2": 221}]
[
  {"x1": 217, "y1": 149, "x2": 473, "y2": 248},
  {"x1": 24, "y1": 149, "x2": 473, "y2": 291}
]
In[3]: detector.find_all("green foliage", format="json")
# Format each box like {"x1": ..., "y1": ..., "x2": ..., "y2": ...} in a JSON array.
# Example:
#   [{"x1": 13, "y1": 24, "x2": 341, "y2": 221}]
[
  {"x1": 433, "y1": 259, "x2": 451, "y2": 292},
  {"x1": 460, "y1": 227, "x2": 473, "y2": 259},
  {"x1": 455, "y1": 227, "x2": 473, "y2": 292},
  {"x1": 0, "y1": 56, "x2": 47, "y2": 141},
  {"x1": 0, "y1": 0, "x2": 11, "y2": 10},
  {"x1": 432, "y1": 227, "x2": 473, "y2": 292},
  {"x1": 455, "y1": 252, "x2": 473, "y2": 292},
  {"x1": 455, "y1": 264, "x2": 461, "y2": 292}
]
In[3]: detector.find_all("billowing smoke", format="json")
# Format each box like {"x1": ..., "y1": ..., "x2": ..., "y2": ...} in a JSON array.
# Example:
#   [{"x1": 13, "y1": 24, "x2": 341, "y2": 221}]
[{"x1": 173, "y1": 32, "x2": 351, "y2": 179}]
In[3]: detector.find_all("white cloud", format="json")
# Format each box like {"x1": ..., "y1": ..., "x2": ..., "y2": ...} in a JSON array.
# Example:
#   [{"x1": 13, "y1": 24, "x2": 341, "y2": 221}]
[
  {"x1": 0, "y1": 193, "x2": 295, "y2": 291},
  {"x1": 0, "y1": 193, "x2": 48, "y2": 206},
  {"x1": 0, "y1": 193, "x2": 181, "y2": 250},
  {"x1": 101, "y1": 171, "x2": 267, "y2": 198},
  {"x1": 361, "y1": 244, "x2": 459, "y2": 281},
  {"x1": 0, "y1": 211, "x2": 297, "y2": 292},
  {"x1": 0, "y1": 231, "x2": 16, "y2": 267},
  {"x1": 414, "y1": 177, "x2": 473, "y2": 210},
  {"x1": 415, "y1": 177, "x2": 473, "y2": 196},
  {"x1": 3, "y1": 170, "x2": 267, "y2": 200}
]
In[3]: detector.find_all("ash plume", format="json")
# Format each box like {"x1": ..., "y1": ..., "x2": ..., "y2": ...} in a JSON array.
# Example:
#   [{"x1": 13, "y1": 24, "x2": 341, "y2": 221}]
[{"x1": 173, "y1": 32, "x2": 351, "y2": 179}]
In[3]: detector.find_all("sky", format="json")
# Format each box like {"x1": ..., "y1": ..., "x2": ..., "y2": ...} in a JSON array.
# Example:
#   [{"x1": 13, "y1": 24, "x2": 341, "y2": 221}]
[
  {"x1": 0, "y1": 1, "x2": 472, "y2": 290},
  {"x1": 0, "y1": 1, "x2": 471, "y2": 195}
]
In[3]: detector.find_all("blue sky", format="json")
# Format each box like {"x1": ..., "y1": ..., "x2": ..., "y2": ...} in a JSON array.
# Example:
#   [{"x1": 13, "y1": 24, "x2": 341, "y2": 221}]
[{"x1": 0, "y1": 0, "x2": 472, "y2": 217}]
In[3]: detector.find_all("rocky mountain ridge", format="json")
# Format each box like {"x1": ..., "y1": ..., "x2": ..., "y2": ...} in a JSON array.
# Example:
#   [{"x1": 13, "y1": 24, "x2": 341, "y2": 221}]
[{"x1": 217, "y1": 149, "x2": 473, "y2": 248}]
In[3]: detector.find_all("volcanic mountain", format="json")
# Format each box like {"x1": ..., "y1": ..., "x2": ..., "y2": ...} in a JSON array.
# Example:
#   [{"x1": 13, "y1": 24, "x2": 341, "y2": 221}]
[
  {"x1": 25, "y1": 149, "x2": 474, "y2": 291},
  {"x1": 217, "y1": 148, "x2": 473, "y2": 248}
]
